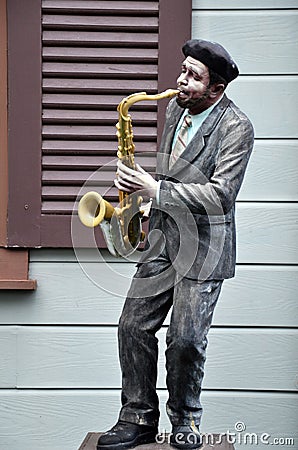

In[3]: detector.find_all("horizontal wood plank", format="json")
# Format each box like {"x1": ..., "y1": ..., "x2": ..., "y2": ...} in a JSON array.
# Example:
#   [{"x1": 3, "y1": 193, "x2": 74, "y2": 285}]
[
  {"x1": 1, "y1": 326, "x2": 294, "y2": 391},
  {"x1": 42, "y1": 1, "x2": 159, "y2": 15},
  {"x1": 42, "y1": 31, "x2": 158, "y2": 47},
  {"x1": 42, "y1": 125, "x2": 157, "y2": 140},
  {"x1": 43, "y1": 62, "x2": 158, "y2": 78},
  {"x1": 42, "y1": 94, "x2": 158, "y2": 108},
  {"x1": 0, "y1": 280, "x2": 37, "y2": 290},
  {"x1": 192, "y1": 10, "x2": 298, "y2": 74},
  {"x1": 42, "y1": 109, "x2": 157, "y2": 124},
  {"x1": 236, "y1": 203, "x2": 298, "y2": 264},
  {"x1": 0, "y1": 390, "x2": 296, "y2": 450},
  {"x1": 238, "y1": 140, "x2": 298, "y2": 201},
  {"x1": 0, "y1": 263, "x2": 297, "y2": 327},
  {"x1": 41, "y1": 200, "x2": 150, "y2": 214},
  {"x1": 42, "y1": 185, "x2": 119, "y2": 200},
  {"x1": 42, "y1": 201, "x2": 81, "y2": 214},
  {"x1": 42, "y1": 170, "x2": 115, "y2": 185},
  {"x1": 42, "y1": 140, "x2": 153, "y2": 154},
  {"x1": 43, "y1": 15, "x2": 158, "y2": 31},
  {"x1": 226, "y1": 76, "x2": 298, "y2": 138},
  {"x1": 193, "y1": 0, "x2": 298, "y2": 9},
  {"x1": 43, "y1": 78, "x2": 157, "y2": 94},
  {"x1": 42, "y1": 155, "x2": 156, "y2": 170},
  {"x1": 43, "y1": 47, "x2": 158, "y2": 63}
]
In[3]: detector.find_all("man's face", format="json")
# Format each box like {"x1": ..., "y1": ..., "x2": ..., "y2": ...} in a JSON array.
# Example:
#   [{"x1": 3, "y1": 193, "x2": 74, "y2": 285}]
[{"x1": 176, "y1": 56, "x2": 211, "y2": 114}]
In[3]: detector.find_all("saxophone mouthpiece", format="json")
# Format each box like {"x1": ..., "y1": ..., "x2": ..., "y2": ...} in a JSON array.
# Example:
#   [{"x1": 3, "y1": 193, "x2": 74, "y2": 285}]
[{"x1": 163, "y1": 89, "x2": 180, "y2": 97}]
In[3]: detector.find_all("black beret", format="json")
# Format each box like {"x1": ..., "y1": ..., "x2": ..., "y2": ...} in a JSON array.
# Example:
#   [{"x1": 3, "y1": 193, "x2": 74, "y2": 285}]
[{"x1": 182, "y1": 39, "x2": 239, "y2": 83}]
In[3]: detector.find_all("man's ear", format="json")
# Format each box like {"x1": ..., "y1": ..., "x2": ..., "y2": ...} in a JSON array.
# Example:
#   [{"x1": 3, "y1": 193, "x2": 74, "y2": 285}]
[{"x1": 209, "y1": 83, "x2": 225, "y2": 98}]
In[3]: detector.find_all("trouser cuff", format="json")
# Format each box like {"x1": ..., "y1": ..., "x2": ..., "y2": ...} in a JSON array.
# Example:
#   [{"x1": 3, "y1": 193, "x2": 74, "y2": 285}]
[
  {"x1": 166, "y1": 405, "x2": 202, "y2": 427},
  {"x1": 119, "y1": 407, "x2": 159, "y2": 428}
]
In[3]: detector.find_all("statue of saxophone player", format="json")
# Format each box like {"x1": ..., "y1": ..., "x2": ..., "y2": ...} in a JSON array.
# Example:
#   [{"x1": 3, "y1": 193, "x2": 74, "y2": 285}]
[{"x1": 82, "y1": 39, "x2": 254, "y2": 450}]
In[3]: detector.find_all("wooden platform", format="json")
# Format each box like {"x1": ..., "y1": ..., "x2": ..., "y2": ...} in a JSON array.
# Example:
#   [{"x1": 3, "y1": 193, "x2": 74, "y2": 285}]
[{"x1": 78, "y1": 433, "x2": 235, "y2": 449}]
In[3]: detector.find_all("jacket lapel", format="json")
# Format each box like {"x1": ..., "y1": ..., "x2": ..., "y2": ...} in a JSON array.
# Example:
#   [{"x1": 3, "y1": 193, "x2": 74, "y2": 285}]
[
  {"x1": 156, "y1": 104, "x2": 183, "y2": 177},
  {"x1": 166, "y1": 94, "x2": 231, "y2": 176}
]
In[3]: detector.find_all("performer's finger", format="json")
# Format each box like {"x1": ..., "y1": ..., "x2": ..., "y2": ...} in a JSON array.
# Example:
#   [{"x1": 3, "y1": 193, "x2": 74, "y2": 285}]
[{"x1": 136, "y1": 163, "x2": 147, "y2": 174}]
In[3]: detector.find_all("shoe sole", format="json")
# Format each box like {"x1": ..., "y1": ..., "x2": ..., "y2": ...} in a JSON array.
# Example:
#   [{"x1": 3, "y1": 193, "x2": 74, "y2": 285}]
[{"x1": 97, "y1": 431, "x2": 157, "y2": 450}]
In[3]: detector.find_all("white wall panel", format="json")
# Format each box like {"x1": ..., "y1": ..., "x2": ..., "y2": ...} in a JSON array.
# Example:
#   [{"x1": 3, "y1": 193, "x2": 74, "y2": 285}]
[
  {"x1": 0, "y1": 390, "x2": 296, "y2": 450},
  {"x1": 238, "y1": 140, "x2": 298, "y2": 201},
  {"x1": 237, "y1": 203, "x2": 298, "y2": 264},
  {"x1": 192, "y1": 10, "x2": 298, "y2": 74},
  {"x1": 0, "y1": 262, "x2": 297, "y2": 327},
  {"x1": 226, "y1": 77, "x2": 298, "y2": 138},
  {"x1": 4, "y1": 326, "x2": 295, "y2": 391},
  {"x1": 193, "y1": 0, "x2": 298, "y2": 9}
]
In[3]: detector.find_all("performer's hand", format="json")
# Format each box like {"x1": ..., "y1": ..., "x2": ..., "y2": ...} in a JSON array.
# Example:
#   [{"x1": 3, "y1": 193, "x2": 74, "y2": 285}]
[{"x1": 115, "y1": 160, "x2": 158, "y2": 199}]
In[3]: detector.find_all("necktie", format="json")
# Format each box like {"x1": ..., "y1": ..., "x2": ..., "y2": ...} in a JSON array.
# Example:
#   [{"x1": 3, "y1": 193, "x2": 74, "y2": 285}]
[{"x1": 169, "y1": 114, "x2": 192, "y2": 169}]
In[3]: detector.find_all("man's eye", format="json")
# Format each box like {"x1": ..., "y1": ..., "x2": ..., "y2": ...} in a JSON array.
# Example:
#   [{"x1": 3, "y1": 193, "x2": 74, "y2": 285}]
[
  {"x1": 190, "y1": 71, "x2": 199, "y2": 80},
  {"x1": 188, "y1": 70, "x2": 198, "y2": 80}
]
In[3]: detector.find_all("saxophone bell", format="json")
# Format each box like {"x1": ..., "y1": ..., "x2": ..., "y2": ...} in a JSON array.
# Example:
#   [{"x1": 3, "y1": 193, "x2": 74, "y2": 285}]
[{"x1": 78, "y1": 191, "x2": 114, "y2": 228}]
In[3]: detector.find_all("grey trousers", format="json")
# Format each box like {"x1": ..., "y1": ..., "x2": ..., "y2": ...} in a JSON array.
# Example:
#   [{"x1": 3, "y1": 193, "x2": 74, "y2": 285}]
[{"x1": 118, "y1": 258, "x2": 223, "y2": 428}]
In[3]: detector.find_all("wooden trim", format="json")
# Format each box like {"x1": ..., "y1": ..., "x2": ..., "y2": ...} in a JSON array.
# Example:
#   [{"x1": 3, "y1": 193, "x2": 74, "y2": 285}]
[
  {"x1": 0, "y1": 1, "x2": 36, "y2": 290},
  {"x1": 0, "y1": 248, "x2": 37, "y2": 290},
  {"x1": 157, "y1": 0, "x2": 192, "y2": 146},
  {"x1": 0, "y1": 0, "x2": 8, "y2": 245},
  {"x1": 7, "y1": 0, "x2": 42, "y2": 247},
  {"x1": 0, "y1": 279, "x2": 37, "y2": 290}
]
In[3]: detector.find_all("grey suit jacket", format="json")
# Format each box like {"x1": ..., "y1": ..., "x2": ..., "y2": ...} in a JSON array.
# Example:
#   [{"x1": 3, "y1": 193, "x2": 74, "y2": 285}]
[{"x1": 142, "y1": 94, "x2": 254, "y2": 281}]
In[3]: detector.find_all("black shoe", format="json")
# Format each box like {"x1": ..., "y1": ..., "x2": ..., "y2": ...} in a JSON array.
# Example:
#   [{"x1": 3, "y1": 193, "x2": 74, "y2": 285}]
[
  {"x1": 97, "y1": 420, "x2": 158, "y2": 449},
  {"x1": 170, "y1": 425, "x2": 202, "y2": 449}
]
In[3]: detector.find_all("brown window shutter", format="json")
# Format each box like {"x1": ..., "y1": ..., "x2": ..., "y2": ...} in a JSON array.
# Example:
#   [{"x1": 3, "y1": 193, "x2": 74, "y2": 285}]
[{"x1": 7, "y1": 0, "x2": 191, "y2": 248}]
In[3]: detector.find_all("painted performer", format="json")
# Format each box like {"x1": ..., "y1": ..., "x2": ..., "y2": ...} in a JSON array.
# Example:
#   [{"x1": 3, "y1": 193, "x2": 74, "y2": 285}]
[{"x1": 97, "y1": 39, "x2": 254, "y2": 450}]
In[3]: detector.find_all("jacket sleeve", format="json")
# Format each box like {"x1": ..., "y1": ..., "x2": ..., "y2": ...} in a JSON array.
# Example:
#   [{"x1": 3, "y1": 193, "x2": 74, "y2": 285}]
[{"x1": 159, "y1": 112, "x2": 254, "y2": 216}]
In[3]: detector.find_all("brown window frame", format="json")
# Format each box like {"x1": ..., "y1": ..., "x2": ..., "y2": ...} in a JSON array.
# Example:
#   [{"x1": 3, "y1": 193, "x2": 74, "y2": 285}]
[{"x1": 6, "y1": 0, "x2": 192, "y2": 248}]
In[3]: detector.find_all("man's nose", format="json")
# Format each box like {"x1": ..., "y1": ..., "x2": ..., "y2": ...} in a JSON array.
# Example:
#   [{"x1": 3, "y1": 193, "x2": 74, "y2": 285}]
[{"x1": 177, "y1": 74, "x2": 187, "y2": 86}]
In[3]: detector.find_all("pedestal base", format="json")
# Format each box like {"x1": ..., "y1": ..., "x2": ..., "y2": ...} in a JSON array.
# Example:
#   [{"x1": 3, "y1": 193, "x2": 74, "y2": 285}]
[{"x1": 78, "y1": 433, "x2": 235, "y2": 449}]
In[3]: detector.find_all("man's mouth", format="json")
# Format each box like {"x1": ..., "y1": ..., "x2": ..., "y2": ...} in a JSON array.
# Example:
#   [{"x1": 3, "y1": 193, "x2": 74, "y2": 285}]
[{"x1": 177, "y1": 89, "x2": 189, "y2": 100}]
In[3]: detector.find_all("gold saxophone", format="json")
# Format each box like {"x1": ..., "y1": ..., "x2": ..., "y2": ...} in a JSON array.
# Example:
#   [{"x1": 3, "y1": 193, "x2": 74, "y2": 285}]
[{"x1": 78, "y1": 88, "x2": 179, "y2": 256}]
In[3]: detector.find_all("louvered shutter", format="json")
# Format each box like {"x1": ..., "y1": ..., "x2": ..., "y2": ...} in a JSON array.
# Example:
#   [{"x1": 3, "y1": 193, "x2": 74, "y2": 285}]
[
  {"x1": 42, "y1": 0, "x2": 159, "y2": 221},
  {"x1": 7, "y1": 0, "x2": 191, "y2": 247}
]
